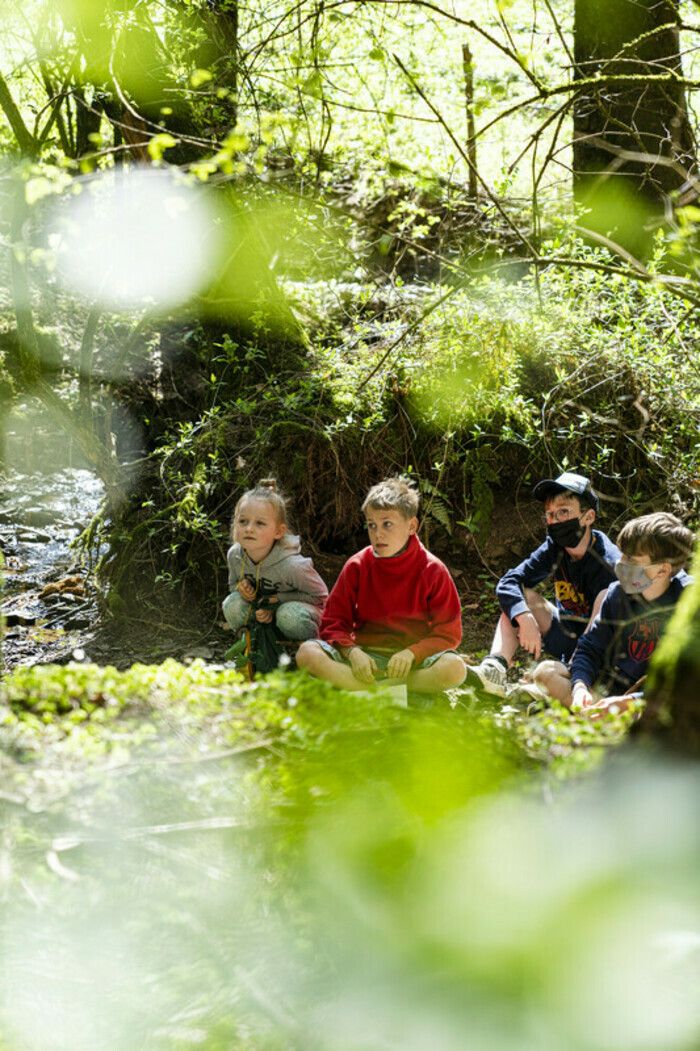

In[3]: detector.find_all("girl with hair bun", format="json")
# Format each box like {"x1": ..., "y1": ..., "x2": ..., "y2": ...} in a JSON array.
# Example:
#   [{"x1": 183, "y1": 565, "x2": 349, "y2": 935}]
[{"x1": 223, "y1": 479, "x2": 328, "y2": 647}]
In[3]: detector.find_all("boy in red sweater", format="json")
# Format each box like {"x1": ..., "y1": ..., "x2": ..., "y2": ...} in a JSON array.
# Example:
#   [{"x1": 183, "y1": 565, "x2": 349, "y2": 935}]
[{"x1": 296, "y1": 478, "x2": 466, "y2": 693}]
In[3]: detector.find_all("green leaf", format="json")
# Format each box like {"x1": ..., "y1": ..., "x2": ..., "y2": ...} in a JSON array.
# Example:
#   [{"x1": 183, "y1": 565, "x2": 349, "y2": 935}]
[
  {"x1": 25, "y1": 177, "x2": 56, "y2": 206},
  {"x1": 303, "y1": 70, "x2": 323, "y2": 99},
  {"x1": 190, "y1": 68, "x2": 213, "y2": 88},
  {"x1": 147, "y1": 133, "x2": 179, "y2": 162}
]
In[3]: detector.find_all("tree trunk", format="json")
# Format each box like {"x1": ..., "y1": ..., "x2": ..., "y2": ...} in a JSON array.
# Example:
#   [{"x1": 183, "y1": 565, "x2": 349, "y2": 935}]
[
  {"x1": 573, "y1": 0, "x2": 695, "y2": 256},
  {"x1": 56, "y1": 0, "x2": 200, "y2": 164},
  {"x1": 0, "y1": 70, "x2": 37, "y2": 155},
  {"x1": 462, "y1": 43, "x2": 478, "y2": 199},
  {"x1": 187, "y1": 0, "x2": 239, "y2": 126},
  {"x1": 639, "y1": 566, "x2": 700, "y2": 755},
  {"x1": 75, "y1": 86, "x2": 102, "y2": 157}
]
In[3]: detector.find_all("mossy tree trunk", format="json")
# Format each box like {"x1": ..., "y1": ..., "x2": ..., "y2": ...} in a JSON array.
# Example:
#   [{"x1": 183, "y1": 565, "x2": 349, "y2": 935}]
[{"x1": 641, "y1": 562, "x2": 700, "y2": 754}]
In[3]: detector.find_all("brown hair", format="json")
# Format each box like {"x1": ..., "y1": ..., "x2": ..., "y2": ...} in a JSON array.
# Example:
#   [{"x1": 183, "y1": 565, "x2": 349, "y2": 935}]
[
  {"x1": 362, "y1": 476, "x2": 420, "y2": 519},
  {"x1": 617, "y1": 512, "x2": 695, "y2": 570},
  {"x1": 231, "y1": 478, "x2": 288, "y2": 541}
]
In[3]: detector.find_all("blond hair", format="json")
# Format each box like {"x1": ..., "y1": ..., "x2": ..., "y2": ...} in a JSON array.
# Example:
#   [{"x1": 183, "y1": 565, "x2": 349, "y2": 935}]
[{"x1": 362, "y1": 476, "x2": 420, "y2": 519}]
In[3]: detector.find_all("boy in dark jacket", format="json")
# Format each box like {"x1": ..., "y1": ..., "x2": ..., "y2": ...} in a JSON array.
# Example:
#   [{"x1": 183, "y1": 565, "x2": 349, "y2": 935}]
[
  {"x1": 465, "y1": 472, "x2": 620, "y2": 697},
  {"x1": 537, "y1": 512, "x2": 695, "y2": 713}
]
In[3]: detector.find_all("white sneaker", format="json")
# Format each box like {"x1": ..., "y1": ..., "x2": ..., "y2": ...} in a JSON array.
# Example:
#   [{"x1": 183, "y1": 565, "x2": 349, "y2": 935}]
[
  {"x1": 463, "y1": 657, "x2": 507, "y2": 697},
  {"x1": 506, "y1": 681, "x2": 547, "y2": 705}
]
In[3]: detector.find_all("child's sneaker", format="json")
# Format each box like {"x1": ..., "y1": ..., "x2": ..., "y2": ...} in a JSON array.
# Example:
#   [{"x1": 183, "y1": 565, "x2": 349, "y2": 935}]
[
  {"x1": 463, "y1": 656, "x2": 507, "y2": 697},
  {"x1": 506, "y1": 681, "x2": 547, "y2": 706}
]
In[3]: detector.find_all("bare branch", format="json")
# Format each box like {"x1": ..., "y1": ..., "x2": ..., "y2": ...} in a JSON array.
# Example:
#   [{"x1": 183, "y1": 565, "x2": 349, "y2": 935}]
[{"x1": 392, "y1": 52, "x2": 537, "y2": 257}]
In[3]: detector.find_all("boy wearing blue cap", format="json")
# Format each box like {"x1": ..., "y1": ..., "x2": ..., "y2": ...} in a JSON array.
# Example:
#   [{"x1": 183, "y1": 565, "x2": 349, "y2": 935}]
[{"x1": 465, "y1": 471, "x2": 620, "y2": 697}]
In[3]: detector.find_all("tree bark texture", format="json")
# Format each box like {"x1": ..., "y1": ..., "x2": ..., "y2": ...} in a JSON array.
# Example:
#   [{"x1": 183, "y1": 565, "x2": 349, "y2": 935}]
[{"x1": 574, "y1": 0, "x2": 695, "y2": 250}]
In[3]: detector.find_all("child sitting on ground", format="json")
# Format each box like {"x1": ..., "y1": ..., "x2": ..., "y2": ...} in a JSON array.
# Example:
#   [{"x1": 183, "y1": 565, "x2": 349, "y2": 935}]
[
  {"x1": 222, "y1": 479, "x2": 328, "y2": 646},
  {"x1": 464, "y1": 472, "x2": 620, "y2": 697},
  {"x1": 533, "y1": 512, "x2": 695, "y2": 714},
  {"x1": 296, "y1": 477, "x2": 466, "y2": 694}
]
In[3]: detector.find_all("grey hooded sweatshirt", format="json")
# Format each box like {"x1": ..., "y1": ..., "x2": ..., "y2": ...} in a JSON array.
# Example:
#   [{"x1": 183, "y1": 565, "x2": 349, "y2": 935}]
[{"x1": 226, "y1": 534, "x2": 328, "y2": 609}]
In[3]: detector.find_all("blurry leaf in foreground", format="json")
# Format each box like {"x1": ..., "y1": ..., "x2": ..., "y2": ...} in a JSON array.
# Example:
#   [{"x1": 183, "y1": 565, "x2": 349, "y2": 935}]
[
  {"x1": 48, "y1": 168, "x2": 222, "y2": 310},
  {"x1": 294, "y1": 758, "x2": 700, "y2": 1051},
  {"x1": 49, "y1": 0, "x2": 192, "y2": 115},
  {"x1": 409, "y1": 351, "x2": 490, "y2": 429},
  {"x1": 577, "y1": 178, "x2": 660, "y2": 261},
  {"x1": 198, "y1": 192, "x2": 348, "y2": 332},
  {"x1": 408, "y1": 311, "x2": 520, "y2": 430},
  {"x1": 1, "y1": 669, "x2": 699, "y2": 1051}
]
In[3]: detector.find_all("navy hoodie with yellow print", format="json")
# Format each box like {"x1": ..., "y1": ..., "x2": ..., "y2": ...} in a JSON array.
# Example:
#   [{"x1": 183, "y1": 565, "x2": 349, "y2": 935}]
[{"x1": 496, "y1": 528, "x2": 620, "y2": 637}]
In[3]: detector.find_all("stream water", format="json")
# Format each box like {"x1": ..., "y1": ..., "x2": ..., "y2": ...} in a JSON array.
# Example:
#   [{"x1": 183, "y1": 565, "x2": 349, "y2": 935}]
[
  {"x1": 1, "y1": 466, "x2": 103, "y2": 669},
  {"x1": 0, "y1": 399, "x2": 232, "y2": 670}
]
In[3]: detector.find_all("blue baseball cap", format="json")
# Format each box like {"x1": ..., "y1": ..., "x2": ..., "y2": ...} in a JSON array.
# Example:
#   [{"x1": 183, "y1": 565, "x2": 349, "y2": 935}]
[{"x1": 532, "y1": 472, "x2": 599, "y2": 511}]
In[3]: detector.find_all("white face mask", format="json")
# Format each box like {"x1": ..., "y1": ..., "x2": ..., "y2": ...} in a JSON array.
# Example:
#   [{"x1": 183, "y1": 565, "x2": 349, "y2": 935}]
[{"x1": 615, "y1": 560, "x2": 659, "y2": 594}]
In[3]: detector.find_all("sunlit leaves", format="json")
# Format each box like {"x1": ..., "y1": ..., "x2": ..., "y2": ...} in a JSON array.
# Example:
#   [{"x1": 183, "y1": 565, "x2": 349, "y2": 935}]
[
  {"x1": 24, "y1": 167, "x2": 72, "y2": 206},
  {"x1": 190, "y1": 68, "x2": 213, "y2": 89},
  {"x1": 146, "y1": 132, "x2": 179, "y2": 163}
]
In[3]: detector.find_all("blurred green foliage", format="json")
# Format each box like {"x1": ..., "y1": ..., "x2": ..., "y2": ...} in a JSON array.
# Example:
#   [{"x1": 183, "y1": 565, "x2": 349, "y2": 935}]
[
  {"x1": 0, "y1": 660, "x2": 692, "y2": 1051},
  {"x1": 1, "y1": 4, "x2": 699, "y2": 1048}
]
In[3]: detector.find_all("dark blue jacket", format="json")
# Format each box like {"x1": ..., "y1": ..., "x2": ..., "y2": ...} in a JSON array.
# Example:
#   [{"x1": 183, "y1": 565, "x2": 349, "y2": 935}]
[
  {"x1": 570, "y1": 571, "x2": 693, "y2": 691},
  {"x1": 496, "y1": 529, "x2": 620, "y2": 634}
]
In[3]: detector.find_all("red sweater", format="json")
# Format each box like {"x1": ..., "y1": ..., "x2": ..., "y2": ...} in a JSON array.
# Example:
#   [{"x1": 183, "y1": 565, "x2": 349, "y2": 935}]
[{"x1": 320, "y1": 535, "x2": 462, "y2": 663}]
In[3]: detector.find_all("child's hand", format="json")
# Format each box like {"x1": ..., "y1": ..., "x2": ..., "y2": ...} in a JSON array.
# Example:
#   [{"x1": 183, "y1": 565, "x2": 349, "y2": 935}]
[
  {"x1": 237, "y1": 579, "x2": 256, "y2": 602},
  {"x1": 516, "y1": 612, "x2": 542, "y2": 659},
  {"x1": 349, "y1": 647, "x2": 377, "y2": 685},
  {"x1": 387, "y1": 648, "x2": 415, "y2": 681},
  {"x1": 586, "y1": 695, "x2": 631, "y2": 720},
  {"x1": 256, "y1": 608, "x2": 274, "y2": 623},
  {"x1": 571, "y1": 682, "x2": 594, "y2": 711}
]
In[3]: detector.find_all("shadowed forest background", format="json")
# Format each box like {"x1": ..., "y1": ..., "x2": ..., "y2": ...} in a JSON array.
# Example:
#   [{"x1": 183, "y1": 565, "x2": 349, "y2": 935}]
[{"x1": 1, "y1": 1, "x2": 700, "y2": 1048}]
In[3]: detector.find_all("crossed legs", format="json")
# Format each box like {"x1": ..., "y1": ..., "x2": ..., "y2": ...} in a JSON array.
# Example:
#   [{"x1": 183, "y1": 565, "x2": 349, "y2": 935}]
[{"x1": 296, "y1": 642, "x2": 466, "y2": 693}]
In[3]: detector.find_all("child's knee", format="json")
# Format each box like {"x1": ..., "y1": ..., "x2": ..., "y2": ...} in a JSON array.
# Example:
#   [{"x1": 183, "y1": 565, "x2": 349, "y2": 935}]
[
  {"x1": 430, "y1": 652, "x2": 467, "y2": 688},
  {"x1": 275, "y1": 602, "x2": 320, "y2": 641},
  {"x1": 295, "y1": 640, "x2": 325, "y2": 672},
  {"x1": 222, "y1": 592, "x2": 248, "y2": 631},
  {"x1": 534, "y1": 659, "x2": 568, "y2": 688}
]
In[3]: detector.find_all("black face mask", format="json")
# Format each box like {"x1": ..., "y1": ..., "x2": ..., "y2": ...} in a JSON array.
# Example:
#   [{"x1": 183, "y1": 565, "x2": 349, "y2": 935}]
[{"x1": 547, "y1": 517, "x2": 585, "y2": 549}]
